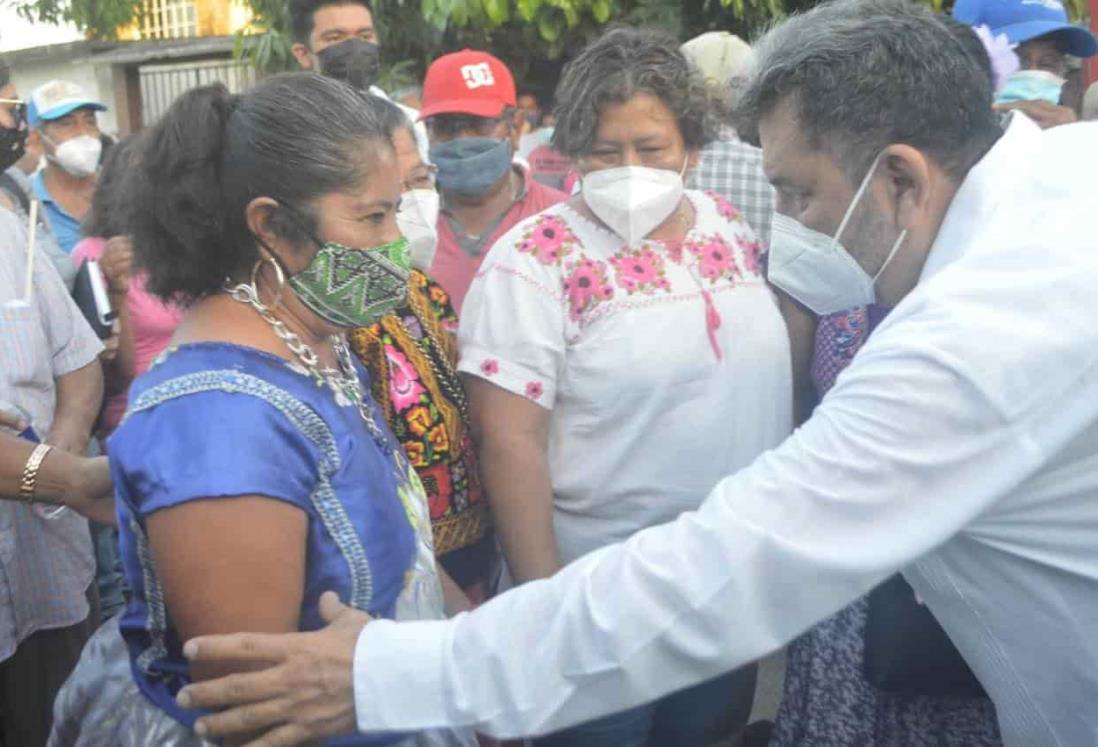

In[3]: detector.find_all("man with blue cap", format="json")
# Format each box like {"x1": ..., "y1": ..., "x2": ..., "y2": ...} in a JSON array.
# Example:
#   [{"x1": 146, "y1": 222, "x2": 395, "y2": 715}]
[
  {"x1": 26, "y1": 80, "x2": 108, "y2": 254},
  {"x1": 954, "y1": 0, "x2": 1098, "y2": 128}
]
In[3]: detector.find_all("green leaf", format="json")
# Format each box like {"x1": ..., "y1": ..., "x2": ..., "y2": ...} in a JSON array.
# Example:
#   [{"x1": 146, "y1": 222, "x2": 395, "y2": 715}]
[
  {"x1": 559, "y1": 0, "x2": 580, "y2": 27},
  {"x1": 516, "y1": 0, "x2": 543, "y2": 23},
  {"x1": 483, "y1": 0, "x2": 509, "y2": 25},
  {"x1": 537, "y1": 8, "x2": 564, "y2": 41},
  {"x1": 451, "y1": 0, "x2": 469, "y2": 26},
  {"x1": 591, "y1": 0, "x2": 612, "y2": 23}
]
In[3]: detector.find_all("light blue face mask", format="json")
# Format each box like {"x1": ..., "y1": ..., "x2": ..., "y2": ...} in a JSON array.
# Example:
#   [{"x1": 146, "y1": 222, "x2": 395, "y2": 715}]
[
  {"x1": 429, "y1": 137, "x2": 513, "y2": 197},
  {"x1": 996, "y1": 69, "x2": 1066, "y2": 105}
]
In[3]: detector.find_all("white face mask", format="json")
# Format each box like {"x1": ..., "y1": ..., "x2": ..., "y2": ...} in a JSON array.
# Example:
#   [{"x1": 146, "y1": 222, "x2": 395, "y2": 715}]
[
  {"x1": 581, "y1": 160, "x2": 687, "y2": 245},
  {"x1": 45, "y1": 133, "x2": 101, "y2": 178},
  {"x1": 396, "y1": 189, "x2": 441, "y2": 272},
  {"x1": 767, "y1": 155, "x2": 907, "y2": 315}
]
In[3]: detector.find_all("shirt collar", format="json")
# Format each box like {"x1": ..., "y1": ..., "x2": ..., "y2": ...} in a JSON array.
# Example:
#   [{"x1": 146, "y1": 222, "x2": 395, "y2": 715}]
[
  {"x1": 30, "y1": 170, "x2": 56, "y2": 206},
  {"x1": 920, "y1": 113, "x2": 1041, "y2": 282}
]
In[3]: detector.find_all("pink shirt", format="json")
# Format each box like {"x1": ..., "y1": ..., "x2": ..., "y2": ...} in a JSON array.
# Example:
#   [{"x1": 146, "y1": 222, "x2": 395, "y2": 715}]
[
  {"x1": 431, "y1": 166, "x2": 567, "y2": 313},
  {"x1": 71, "y1": 237, "x2": 184, "y2": 436}
]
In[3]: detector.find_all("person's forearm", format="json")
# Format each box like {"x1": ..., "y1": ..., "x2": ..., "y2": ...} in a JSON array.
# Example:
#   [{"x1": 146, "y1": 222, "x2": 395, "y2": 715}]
[
  {"x1": 356, "y1": 354, "x2": 1039, "y2": 739},
  {"x1": 48, "y1": 359, "x2": 104, "y2": 452},
  {"x1": 0, "y1": 432, "x2": 109, "y2": 507},
  {"x1": 480, "y1": 433, "x2": 560, "y2": 583}
]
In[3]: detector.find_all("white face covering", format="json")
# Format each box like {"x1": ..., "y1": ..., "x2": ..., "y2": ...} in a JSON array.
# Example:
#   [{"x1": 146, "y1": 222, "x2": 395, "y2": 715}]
[
  {"x1": 581, "y1": 159, "x2": 687, "y2": 245},
  {"x1": 396, "y1": 189, "x2": 441, "y2": 272},
  {"x1": 45, "y1": 134, "x2": 101, "y2": 178},
  {"x1": 767, "y1": 155, "x2": 907, "y2": 315}
]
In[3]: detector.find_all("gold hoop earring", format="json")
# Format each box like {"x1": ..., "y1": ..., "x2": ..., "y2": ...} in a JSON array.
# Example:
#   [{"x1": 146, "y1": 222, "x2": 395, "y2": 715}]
[{"x1": 251, "y1": 255, "x2": 286, "y2": 309}]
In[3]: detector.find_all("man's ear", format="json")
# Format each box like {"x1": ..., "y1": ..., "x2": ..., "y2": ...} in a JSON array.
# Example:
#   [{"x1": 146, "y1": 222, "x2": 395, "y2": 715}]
[
  {"x1": 292, "y1": 43, "x2": 316, "y2": 71},
  {"x1": 880, "y1": 144, "x2": 932, "y2": 232}
]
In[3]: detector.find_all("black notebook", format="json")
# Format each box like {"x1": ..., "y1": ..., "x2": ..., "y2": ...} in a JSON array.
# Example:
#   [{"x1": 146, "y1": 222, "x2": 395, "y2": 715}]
[{"x1": 72, "y1": 259, "x2": 117, "y2": 339}]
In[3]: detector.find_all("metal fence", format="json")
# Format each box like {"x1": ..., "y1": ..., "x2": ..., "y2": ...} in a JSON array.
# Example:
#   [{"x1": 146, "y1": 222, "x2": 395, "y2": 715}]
[
  {"x1": 140, "y1": 0, "x2": 199, "y2": 40},
  {"x1": 138, "y1": 58, "x2": 256, "y2": 127}
]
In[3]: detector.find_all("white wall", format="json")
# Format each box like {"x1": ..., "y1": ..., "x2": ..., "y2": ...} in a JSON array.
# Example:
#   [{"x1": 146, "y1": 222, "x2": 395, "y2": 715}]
[{"x1": 10, "y1": 55, "x2": 119, "y2": 136}]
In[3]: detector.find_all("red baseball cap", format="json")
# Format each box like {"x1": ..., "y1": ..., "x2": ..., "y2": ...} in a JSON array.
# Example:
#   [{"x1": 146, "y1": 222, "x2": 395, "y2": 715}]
[{"x1": 419, "y1": 50, "x2": 517, "y2": 121}]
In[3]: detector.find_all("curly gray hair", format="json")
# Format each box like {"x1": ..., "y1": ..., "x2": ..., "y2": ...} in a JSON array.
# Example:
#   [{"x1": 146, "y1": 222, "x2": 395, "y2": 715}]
[{"x1": 551, "y1": 26, "x2": 720, "y2": 159}]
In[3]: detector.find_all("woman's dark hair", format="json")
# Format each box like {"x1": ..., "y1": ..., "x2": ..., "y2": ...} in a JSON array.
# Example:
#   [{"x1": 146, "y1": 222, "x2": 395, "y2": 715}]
[
  {"x1": 83, "y1": 136, "x2": 137, "y2": 239},
  {"x1": 364, "y1": 91, "x2": 415, "y2": 141},
  {"x1": 0, "y1": 59, "x2": 11, "y2": 90},
  {"x1": 551, "y1": 26, "x2": 718, "y2": 159},
  {"x1": 129, "y1": 73, "x2": 391, "y2": 303}
]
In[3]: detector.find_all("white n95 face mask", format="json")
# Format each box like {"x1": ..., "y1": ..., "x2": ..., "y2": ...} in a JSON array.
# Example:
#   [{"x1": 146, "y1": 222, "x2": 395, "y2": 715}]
[
  {"x1": 582, "y1": 161, "x2": 686, "y2": 245},
  {"x1": 397, "y1": 189, "x2": 441, "y2": 272},
  {"x1": 46, "y1": 134, "x2": 101, "y2": 178},
  {"x1": 768, "y1": 155, "x2": 907, "y2": 315}
]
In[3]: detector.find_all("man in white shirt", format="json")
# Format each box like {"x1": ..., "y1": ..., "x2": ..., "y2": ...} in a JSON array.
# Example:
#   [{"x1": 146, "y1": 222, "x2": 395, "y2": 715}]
[{"x1": 174, "y1": 2, "x2": 1098, "y2": 745}]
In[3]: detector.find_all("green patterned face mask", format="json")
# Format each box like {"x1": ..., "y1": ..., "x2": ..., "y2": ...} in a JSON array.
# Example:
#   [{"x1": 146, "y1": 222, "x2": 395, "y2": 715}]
[{"x1": 288, "y1": 236, "x2": 412, "y2": 328}]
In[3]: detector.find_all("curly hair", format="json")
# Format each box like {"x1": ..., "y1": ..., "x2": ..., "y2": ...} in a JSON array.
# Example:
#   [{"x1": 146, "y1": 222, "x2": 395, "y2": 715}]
[{"x1": 551, "y1": 26, "x2": 719, "y2": 159}]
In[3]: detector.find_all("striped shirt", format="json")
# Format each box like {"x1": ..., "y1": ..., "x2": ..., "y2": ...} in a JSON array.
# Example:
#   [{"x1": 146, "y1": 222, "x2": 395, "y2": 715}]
[{"x1": 0, "y1": 207, "x2": 101, "y2": 662}]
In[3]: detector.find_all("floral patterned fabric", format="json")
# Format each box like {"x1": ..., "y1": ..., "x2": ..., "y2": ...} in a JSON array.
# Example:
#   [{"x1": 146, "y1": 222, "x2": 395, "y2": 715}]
[
  {"x1": 458, "y1": 191, "x2": 793, "y2": 568},
  {"x1": 770, "y1": 306, "x2": 1002, "y2": 747},
  {"x1": 350, "y1": 271, "x2": 491, "y2": 585}
]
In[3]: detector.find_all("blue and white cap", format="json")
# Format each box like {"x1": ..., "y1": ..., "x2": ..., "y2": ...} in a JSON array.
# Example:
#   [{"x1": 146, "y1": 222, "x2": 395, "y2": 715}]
[
  {"x1": 28, "y1": 80, "x2": 107, "y2": 127},
  {"x1": 952, "y1": 0, "x2": 1098, "y2": 58}
]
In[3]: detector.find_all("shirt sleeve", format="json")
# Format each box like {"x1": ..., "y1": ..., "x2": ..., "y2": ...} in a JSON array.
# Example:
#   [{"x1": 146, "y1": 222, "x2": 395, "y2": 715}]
[
  {"x1": 456, "y1": 213, "x2": 568, "y2": 409},
  {"x1": 0, "y1": 208, "x2": 106, "y2": 377},
  {"x1": 352, "y1": 333, "x2": 1048, "y2": 737},
  {"x1": 112, "y1": 386, "x2": 321, "y2": 517}
]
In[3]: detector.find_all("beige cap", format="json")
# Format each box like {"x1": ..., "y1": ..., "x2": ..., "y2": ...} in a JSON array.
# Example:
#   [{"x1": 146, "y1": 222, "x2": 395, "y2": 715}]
[{"x1": 681, "y1": 31, "x2": 753, "y2": 89}]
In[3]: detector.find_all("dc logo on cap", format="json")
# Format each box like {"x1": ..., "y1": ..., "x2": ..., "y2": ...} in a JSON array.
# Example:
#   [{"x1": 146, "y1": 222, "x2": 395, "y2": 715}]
[{"x1": 461, "y1": 63, "x2": 496, "y2": 90}]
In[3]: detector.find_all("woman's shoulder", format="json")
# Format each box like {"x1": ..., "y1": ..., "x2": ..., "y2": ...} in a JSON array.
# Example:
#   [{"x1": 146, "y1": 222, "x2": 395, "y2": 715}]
[
  {"x1": 488, "y1": 199, "x2": 608, "y2": 272},
  {"x1": 124, "y1": 342, "x2": 328, "y2": 421},
  {"x1": 688, "y1": 189, "x2": 754, "y2": 233}
]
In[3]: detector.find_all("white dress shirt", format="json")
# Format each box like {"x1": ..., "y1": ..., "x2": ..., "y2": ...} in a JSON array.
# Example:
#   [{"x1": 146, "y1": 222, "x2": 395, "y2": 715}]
[{"x1": 353, "y1": 115, "x2": 1098, "y2": 746}]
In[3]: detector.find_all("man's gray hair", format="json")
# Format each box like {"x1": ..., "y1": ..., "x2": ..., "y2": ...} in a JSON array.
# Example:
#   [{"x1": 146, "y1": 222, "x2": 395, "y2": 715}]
[{"x1": 740, "y1": 0, "x2": 1001, "y2": 182}]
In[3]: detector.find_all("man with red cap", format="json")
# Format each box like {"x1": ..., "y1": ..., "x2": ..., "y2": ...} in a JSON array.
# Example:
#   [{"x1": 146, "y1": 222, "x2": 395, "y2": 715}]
[{"x1": 421, "y1": 50, "x2": 567, "y2": 312}]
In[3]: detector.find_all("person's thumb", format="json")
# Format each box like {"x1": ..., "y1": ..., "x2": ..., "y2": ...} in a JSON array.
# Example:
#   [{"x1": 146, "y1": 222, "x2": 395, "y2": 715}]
[{"x1": 319, "y1": 590, "x2": 373, "y2": 628}]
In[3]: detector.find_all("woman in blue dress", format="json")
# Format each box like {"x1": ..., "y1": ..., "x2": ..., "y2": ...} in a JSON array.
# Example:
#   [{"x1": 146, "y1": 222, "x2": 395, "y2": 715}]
[{"x1": 49, "y1": 75, "x2": 473, "y2": 747}]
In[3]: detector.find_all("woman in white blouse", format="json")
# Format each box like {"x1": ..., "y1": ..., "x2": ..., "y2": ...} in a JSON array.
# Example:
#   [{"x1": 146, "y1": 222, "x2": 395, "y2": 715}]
[{"x1": 458, "y1": 28, "x2": 793, "y2": 746}]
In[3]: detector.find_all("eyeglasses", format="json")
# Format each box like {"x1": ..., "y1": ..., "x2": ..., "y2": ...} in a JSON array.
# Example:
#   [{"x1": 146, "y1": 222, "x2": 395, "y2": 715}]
[
  {"x1": 403, "y1": 163, "x2": 437, "y2": 192},
  {"x1": 0, "y1": 99, "x2": 28, "y2": 129}
]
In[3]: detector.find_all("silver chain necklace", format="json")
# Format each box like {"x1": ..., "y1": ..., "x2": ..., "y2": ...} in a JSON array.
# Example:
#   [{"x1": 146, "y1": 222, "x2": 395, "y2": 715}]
[{"x1": 226, "y1": 282, "x2": 398, "y2": 457}]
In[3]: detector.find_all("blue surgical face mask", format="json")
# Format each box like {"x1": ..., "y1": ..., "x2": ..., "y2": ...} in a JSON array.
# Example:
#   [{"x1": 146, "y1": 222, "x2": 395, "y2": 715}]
[
  {"x1": 429, "y1": 137, "x2": 513, "y2": 197},
  {"x1": 996, "y1": 69, "x2": 1066, "y2": 106}
]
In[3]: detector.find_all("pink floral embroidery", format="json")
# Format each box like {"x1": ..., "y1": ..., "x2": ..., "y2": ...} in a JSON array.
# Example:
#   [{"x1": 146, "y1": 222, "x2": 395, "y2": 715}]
[
  {"x1": 516, "y1": 214, "x2": 577, "y2": 265},
  {"x1": 480, "y1": 358, "x2": 500, "y2": 376},
  {"x1": 440, "y1": 318, "x2": 459, "y2": 334},
  {"x1": 707, "y1": 191, "x2": 742, "y2": 222},
  {"x1": 525, "y1": 381, "x2": 544, "y2": 400},
  {"x1": 609, "y1": 248, "x2": 671, "y2": 294},
  {"x1": 385, "y1": 345, "x2": 426, "y2": 410},
  {"x1": 741, "y1": 238, "x2": 764, "y2": 276},
  {"x1": 687, "y1": 234, "x2": 741, "y2": 283},
  {"x1": 562, "y1": 258, "x2": 614, "y2": 321}
]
